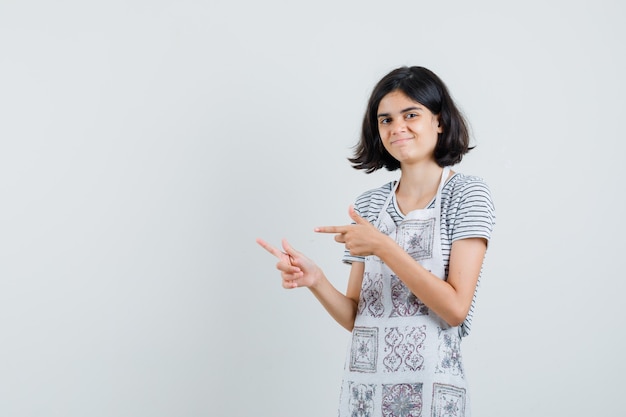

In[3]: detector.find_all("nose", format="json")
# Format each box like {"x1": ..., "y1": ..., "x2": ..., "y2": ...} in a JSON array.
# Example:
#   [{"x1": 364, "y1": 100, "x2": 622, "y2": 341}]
[{"x1": 391, "y1": 118, "x2": 407, "y2": 134}]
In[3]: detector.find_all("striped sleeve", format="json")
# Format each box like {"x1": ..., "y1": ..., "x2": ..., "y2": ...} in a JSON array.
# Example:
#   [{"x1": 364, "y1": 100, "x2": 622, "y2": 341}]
[{"x1": 449, "y1": 176, "x2": 496, "y2": 243}]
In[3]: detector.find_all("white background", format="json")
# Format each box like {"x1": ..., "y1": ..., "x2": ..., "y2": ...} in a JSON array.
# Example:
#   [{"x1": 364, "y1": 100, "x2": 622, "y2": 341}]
[{"x1": 1, "y1": 1, "x2": 624, "y2": 416}]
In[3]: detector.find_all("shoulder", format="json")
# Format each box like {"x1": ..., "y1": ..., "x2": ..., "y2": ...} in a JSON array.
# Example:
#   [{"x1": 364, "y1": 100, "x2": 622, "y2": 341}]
[
  {"x1": 352, "y1": 181, "x2": 395, "y2": 223},
  {"x1": 354, "y1": 181, "x2": 394, "y2": 203},
  {"x1": 441, "y1": 172, "x2": 496, "y2": 238},
  {"x1": 442, "y1": 172, "x2": 494, "y2": 208}
]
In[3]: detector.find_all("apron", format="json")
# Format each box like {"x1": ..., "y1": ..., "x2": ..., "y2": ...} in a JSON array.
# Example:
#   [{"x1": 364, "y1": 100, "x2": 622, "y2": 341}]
[{"x1": 338, "y1": 166, "x2": 470, "y2": 417}]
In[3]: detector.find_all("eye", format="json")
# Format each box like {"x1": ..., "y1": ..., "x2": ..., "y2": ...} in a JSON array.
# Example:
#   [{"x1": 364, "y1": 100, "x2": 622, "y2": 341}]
[
  {"x1": 405, "y1": 112, "x2": 418, "y2": 120},
  {"x1": 379, "y1": 117, "x2": 391, "y2": 125}
]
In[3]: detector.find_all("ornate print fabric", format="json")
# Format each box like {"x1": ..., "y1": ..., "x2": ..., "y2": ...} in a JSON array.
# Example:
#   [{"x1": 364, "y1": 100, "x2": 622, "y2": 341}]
[
  {"x1": 382, "y1": 326, "x2": 426, "y2": 373},
  {"x1": 350, "y1": 327, "x2": 379, "y2": 373},
  {"x1": 339, "y1": 167, "x2": 471, "y2": 417},
  {"x1": 348, "y1": 382, "x2": 376, "y2": 417},
  {"x1": 345, "y1": 380, "x2": 467, "y2": 417},
  {"x1": 431, "y1": 383, "x2": 466, "y2": 417},
  {"x1": 359, "y1": 271, "x2": 385, "y2": 317},
  {"x1": 436, "y1": 328, "x2": 465, "y2": 378},
  {"x1": 382, "y1": 383, "x2": 423, "y2": 417},
  {"x1": 397, "y1": 218, "x2": 435, "y2": 261},
  {"x1": 390, "y1": 275, "x2": 429, "y2": 317}
]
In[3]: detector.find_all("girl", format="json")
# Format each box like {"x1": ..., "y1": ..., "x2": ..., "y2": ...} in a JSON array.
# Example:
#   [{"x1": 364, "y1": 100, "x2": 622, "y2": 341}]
[{"x1": 257, "y1": 66, "x2": 495, "y2": 417}]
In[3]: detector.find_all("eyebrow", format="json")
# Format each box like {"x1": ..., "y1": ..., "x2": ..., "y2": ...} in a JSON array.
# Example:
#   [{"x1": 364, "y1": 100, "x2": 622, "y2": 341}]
[{"x1": 377, "y1": 106, "x2": 423, "y2": 118}]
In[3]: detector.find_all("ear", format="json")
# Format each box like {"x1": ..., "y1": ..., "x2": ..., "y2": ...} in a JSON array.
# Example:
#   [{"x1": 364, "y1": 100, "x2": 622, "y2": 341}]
[{"x1": 435, "y1": 115, "x2": 443, "y2": 133}]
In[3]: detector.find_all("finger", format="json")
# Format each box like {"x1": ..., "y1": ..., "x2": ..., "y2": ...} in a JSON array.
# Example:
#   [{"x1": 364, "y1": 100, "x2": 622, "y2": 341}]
[
  {"x1": 334, "y1": 234, "x2": 346, "y2": 244},
  {"x1": 282, "y1": 278, "x2": 299, "y2": 289},
  {"x1": 281, "y1": 238, "x2": 302, "y2": 260},
  {"x1": 348, "y1": 205, "x2": 369, "y2": 225},
  {"x1": 280, "y1": 267, "x2": 303, "y2": 286},
  {"x1": 314, "y1": 225, "x2": 349, "y2": 234},
  {"x1": 281, "y1": 238, "x2": 294, "y2": 254},
  {"x1": 256, "y1": 238, "x2": 284, "y2": 259},
  {"x1": 276, "y1": 260, "x2": 301, "y2": 274},
  {"x1": 281, "y1": 239, "x2": 306, "y2": 268}
]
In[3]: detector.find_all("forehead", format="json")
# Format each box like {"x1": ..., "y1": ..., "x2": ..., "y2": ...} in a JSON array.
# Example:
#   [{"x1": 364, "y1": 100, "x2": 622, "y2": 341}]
[{"x1": 377, "y1": 90, "x2": 428, "y2": 113}]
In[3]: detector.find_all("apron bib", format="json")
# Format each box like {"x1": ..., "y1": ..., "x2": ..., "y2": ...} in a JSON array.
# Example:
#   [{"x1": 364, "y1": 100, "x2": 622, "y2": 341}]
[{"x1": 338, "y1": 167, "x2": 471, "y2": 417}]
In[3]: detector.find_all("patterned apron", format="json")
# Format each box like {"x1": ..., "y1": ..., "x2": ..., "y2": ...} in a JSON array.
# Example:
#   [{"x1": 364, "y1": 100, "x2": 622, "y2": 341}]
[{"x1": 338, "y1": 166, "x2": 470, "y2": 417}]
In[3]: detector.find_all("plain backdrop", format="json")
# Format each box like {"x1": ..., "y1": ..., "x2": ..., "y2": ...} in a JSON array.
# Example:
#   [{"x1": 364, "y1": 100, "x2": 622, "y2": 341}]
[{"x1": 1, "y1": 1, "x2": 624, "y2": 416}]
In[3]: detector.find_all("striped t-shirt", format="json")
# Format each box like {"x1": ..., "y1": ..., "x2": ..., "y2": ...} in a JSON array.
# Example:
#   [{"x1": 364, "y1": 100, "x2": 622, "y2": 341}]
[{"x1": 342, "y1": 172, "x2": 496, "y2": 337}]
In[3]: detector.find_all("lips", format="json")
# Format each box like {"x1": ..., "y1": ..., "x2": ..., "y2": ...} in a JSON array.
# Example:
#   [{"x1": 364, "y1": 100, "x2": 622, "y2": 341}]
[{"x1": 391, "y1": 137, "x2": 413, "y2": 145}]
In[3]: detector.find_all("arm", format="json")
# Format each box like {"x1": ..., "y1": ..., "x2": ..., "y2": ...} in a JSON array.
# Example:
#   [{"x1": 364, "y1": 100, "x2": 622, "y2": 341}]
[
  {"x1": 256, "y1": 238, "x2": 363, "y2": 331},
  {"x1": 316, "y1": 206, "x2": 487, "y2": 327},
  {"x1": 375, "y1": 236, "x2": 486, "y2": 326},
  {"x1": 309, "y1": 261, "x2": 363, "y2": 331}
]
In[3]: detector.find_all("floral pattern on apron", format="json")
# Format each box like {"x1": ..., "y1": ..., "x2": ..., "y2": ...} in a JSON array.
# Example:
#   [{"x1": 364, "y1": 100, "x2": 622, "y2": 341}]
[{"x1": 338, "y1": 166, "x2": 470, "y2": 417}]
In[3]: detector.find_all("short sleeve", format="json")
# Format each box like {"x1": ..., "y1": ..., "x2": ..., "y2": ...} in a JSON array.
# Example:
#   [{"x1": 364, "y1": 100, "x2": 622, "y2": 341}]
[
  {"x1": 450, "y1": 178, "x2": 496, "y2": 243},
  {"x1": 342, "y1": 220, "x2": 365, "y2": 265}
]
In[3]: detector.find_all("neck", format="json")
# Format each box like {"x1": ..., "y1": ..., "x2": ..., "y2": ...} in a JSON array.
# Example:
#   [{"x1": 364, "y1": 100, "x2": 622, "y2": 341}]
[
  {"x1": 394, "y1": 162, "x2": 446, "y2": 213},
  {"x1": 397, "y1": 162, "x2": 444, "y2": 197}
]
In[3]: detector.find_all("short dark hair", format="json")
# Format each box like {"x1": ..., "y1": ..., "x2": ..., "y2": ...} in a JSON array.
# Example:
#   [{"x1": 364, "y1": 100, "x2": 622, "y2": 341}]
[{"x1": 349, "y1": 66, "x2": 472, "y2": 173}]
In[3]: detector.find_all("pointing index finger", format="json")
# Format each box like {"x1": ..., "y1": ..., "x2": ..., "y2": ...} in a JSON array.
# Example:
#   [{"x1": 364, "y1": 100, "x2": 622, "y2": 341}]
[
  {"x1": 256, "y1": 238, "x2": 284, "y2": 258},
  {"x1": 314, "y1": 225, "x2": 349, "y2": 234}
]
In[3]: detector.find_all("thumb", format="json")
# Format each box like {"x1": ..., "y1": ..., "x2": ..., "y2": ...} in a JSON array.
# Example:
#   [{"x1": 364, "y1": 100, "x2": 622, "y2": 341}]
[
  {"x1": 281, "y1": 238, "x2": 298, "y2": 256},
  {"x1": 349, "y1": 205, "x2": 368, "y2": 225}
]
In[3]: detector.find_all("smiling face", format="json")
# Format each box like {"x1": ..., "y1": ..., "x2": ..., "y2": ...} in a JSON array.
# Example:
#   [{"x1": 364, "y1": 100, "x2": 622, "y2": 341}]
[{"x1": 377, "y1": 90, "x2": 442, "y2": 167}]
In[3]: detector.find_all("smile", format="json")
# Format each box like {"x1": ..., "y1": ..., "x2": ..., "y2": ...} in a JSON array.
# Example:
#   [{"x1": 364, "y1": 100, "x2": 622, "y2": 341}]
[{"x1": 391, "y1": 137, "x2": 413, "y2": 145}]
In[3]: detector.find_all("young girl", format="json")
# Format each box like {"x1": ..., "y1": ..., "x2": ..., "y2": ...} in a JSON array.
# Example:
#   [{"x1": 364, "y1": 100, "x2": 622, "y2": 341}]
[{"x1": 257, "y1": 66, "x2": 495, "y2": 417}]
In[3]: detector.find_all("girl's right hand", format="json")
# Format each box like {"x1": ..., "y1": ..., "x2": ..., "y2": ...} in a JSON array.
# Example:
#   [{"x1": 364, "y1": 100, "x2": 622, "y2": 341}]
[{"x1": 256, "y1": 238, "x2": 321, "y2": 289}]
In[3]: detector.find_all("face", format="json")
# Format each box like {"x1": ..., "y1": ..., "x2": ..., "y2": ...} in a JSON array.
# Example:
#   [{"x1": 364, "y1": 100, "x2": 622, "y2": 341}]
[{"x1": 376, "y1": 90, "x2": 442, "y2": 166}]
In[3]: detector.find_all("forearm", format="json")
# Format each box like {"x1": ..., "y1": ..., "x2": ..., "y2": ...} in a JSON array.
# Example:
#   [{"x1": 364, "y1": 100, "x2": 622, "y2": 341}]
[
  {"x1": 375, "y1": 238, "x2": 469, "y2": 326},
  {"x1": 308, "y1": 272, "x2": 358, "y2": 332}
]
